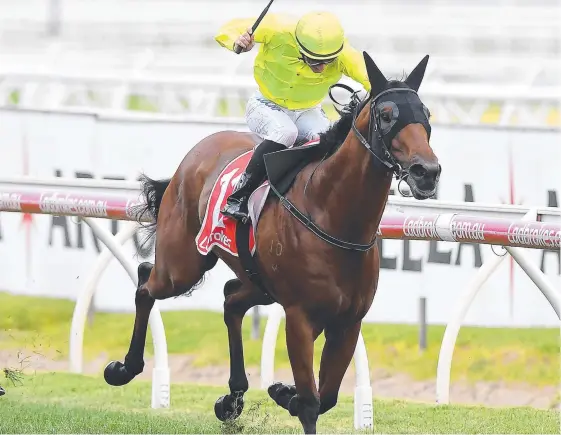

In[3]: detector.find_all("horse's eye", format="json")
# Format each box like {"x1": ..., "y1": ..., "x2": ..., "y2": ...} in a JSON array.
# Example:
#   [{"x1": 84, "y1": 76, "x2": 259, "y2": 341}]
[{"x1": 380, "y1": 109, "x2": 392, "y2": 123}]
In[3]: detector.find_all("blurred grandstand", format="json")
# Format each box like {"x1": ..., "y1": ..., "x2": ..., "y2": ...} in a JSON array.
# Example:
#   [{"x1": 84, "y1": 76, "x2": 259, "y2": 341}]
[{"x1": 0, "y1": 0, "x2": 559, "y2": 126}]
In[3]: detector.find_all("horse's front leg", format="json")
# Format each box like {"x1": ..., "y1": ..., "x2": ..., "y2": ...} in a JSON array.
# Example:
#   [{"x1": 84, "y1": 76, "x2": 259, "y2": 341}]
[
  {"x1": 214, "y1": 279, "x2": 272, "y2": 421},
  {"x1": 268, "y1": 305, "x2": 321, "y2": 434},
  {"x1": 317, "y1": 321, "x2": 362, "y2": 415}
]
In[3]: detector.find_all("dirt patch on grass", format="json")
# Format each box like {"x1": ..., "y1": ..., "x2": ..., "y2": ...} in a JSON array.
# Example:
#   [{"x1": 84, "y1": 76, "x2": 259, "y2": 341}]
[{"x1": 0, "y1": 349, "x2": 558, "y2": 410}]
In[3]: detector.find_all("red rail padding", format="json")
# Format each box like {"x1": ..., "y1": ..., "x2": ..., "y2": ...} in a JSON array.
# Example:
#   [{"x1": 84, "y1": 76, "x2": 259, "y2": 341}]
[{"x1": 0, "y1": 189, "x2": 559, "y2": 250}]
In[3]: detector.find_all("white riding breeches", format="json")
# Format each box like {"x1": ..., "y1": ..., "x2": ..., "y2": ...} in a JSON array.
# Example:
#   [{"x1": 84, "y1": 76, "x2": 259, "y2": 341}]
[{"x1": 245, "y1": 91, "x2": 331, "y2": 148}]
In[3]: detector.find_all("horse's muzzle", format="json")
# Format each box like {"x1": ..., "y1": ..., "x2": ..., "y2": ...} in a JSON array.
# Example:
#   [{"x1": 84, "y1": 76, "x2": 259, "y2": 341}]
[{"x1": 407, "y1": 161, "x2": 441, "y2": 199}]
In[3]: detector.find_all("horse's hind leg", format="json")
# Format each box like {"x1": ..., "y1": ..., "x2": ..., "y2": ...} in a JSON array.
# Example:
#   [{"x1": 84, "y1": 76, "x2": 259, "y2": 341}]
[
  {"x1": 317, "y1": 322, "x2": 362, "y2": 415},
  {"x1": 268, "y1": 306, "x2": 320, "y2": 434},
  {"x1": 104, "y1": 261, "x2": 156, "y2": 385},
  {"x1": 214, "y1": 279, "x2": 272, "y2": 421},
  {"x1": 104, "y1": 220, "x2": 218, "y2": 387}
]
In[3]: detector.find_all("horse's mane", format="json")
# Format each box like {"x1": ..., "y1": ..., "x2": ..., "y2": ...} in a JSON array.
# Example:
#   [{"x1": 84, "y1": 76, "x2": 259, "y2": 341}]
[
  {"x1": 317, "y1": 80, "x2": 409, "y2": 155},
  {"x1": 317, "y1": 108, "x2": 355, "y2": 155}
]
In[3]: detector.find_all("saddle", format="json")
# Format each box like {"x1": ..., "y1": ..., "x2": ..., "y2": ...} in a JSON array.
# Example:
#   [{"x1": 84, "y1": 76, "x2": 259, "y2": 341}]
[{"x1": 262, "y1": 138, "x2": 328, "y2": 196}]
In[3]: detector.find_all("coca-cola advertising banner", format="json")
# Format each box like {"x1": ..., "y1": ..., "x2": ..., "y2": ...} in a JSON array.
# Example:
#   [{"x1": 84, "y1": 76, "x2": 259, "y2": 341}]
[{"x1": 0, "y1": 108, "x2": 559, "y2": 327}]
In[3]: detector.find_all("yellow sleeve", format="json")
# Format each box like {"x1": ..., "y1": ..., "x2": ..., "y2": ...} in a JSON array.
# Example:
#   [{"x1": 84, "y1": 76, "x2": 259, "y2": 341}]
[
  {"x1": 338, "y1": 40, "x2": 372, "y2": 92},
  {"x1": 214, "y1": 14, "x2": 282, "y2": 52}
]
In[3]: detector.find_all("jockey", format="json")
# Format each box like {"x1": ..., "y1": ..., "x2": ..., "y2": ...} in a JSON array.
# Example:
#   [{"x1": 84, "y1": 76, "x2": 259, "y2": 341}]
[{"x1": 215, "y1": 11, "x2": 372, "y2": 222}]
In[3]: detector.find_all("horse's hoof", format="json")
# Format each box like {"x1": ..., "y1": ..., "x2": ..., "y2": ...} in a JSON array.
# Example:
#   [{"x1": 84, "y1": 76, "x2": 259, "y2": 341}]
[
  {"x1": 0, "y1": 386, "x2": 5, "y2": 396},
  {"x1": 214, "y1": 394, "x2": 244, "y2": 422},
  {"x1": 103, "y1": 361, "x2": 136, "y2": 386},
  {"x1": 268, "y1": 382, "x2": 296, "y2": 402}
]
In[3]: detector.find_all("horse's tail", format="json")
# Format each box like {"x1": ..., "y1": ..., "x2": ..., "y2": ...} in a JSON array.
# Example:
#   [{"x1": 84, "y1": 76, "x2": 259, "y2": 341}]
[{"x1": 132, "y1": 174, "x2": 172, "y2": 249}]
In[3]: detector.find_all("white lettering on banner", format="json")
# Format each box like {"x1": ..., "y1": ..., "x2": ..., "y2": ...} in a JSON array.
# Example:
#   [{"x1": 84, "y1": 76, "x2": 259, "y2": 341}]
[
  {"x1": 450, "y1": 220, "x2": 486, "y2": 241},
  {"x1": 211, "y1": 231, "x2": 231, "y2": 248},
  {"x1": 0, "y1": 193, "x2": 22, "y2": 211},
  {"x1": 403, "y1": 216, "x2": 437, "y2": 239},
  {"x1": 39, "y1": 193, "x2": 108, "y2": 217},
  {"x1": 507, "y1": 223, "x2": 561, "y2": 248}
]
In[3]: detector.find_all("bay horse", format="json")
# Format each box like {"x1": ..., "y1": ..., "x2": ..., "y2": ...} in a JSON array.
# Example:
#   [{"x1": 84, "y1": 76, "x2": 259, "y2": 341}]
[{"x1": 103, "y1": 52, "x2": 440, "y2": 434}]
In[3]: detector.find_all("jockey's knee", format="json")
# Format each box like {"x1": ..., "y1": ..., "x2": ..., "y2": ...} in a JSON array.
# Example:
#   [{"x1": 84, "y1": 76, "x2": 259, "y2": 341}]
[
  {"x1": 302, "y1": 131, "x2": 321, "y2": 143},
  {"x1": 296, "y1": 111, "x2": 331, "y2": 144},
  {"x1": 266, "y1": 124, "x2": 298, "y2": 148}
]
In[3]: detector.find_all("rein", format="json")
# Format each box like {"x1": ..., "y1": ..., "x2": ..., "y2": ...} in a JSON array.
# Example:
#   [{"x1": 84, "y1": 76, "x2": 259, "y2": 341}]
[{"x1": 268, "y1": 84, "x2": 418, "y2": 252}]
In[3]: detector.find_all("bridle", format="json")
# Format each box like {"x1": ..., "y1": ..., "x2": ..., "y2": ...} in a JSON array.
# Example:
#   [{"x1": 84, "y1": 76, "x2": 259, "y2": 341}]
[
  {"x1": 330, "y1": 83, "x2": 419, "y2": 194},
  {"x1": 268, "y1": 83, "x2": 427, "y2": 252}
]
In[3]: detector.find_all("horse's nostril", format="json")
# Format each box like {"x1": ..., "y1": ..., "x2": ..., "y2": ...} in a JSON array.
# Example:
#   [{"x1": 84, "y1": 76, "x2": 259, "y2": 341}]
[{"x1": 409, "y1": 164, "x2": 427, "y2": 179}]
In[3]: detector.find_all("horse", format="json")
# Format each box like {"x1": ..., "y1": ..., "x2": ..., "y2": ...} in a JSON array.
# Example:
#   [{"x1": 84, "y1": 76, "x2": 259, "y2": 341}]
[{"x1": 103, "y1": 52, "x2": 441, "y2": 434}]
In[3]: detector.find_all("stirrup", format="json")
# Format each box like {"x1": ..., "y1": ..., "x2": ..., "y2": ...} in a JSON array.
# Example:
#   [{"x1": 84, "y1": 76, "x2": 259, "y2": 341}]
[{"x1": 222, "y1": 208, "x2": 250, "y2": 223}]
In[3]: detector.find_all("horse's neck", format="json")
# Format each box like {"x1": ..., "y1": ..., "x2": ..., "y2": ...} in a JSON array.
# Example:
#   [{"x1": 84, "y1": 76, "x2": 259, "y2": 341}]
[{"x1": 310, "y1": 114, "x2": 393, "y2": 242}]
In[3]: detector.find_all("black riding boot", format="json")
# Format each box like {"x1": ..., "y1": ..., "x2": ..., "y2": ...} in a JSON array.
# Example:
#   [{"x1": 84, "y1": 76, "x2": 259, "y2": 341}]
[{"x1": 221, "y1": 139, "x2": 285, "y2": 222}]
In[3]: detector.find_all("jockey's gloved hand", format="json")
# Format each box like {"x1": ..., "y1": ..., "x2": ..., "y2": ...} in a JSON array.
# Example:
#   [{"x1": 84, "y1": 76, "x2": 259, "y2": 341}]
[
  {"x1": 234, "y1": 27, "x2": 255, "y2": 53},
  {"x1": 340, "y1": 98, "x2": 359, "y2": 116}
]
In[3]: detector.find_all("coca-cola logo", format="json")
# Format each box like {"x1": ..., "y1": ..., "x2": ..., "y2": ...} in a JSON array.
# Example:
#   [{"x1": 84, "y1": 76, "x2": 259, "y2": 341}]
[
  {"x1": 0, "y1": 192, "x2": 22, "y2": 211},
  {"x1": 39, "y1": 192, "x2": 108, "y2": 217},
  {"x1": 450, "y1": 219, "x2": 486, "y2": 241},
  {"x1": 403, "y1": 216, "x2": 437, "y2": 239},
  {"x1": 507, "y1": 223, "x2": 561, "y2": 249}
]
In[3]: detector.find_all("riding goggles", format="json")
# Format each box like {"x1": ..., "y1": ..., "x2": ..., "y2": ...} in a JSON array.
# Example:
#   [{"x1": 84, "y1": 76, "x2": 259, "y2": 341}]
[{"x1": 300, "y1": 53, "x2": 337, "y2": 67}]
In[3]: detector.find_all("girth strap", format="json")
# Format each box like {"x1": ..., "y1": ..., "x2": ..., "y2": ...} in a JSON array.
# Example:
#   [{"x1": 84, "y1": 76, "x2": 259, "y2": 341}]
[{"x1": 235, "y1": 219, "x2": 276, "y2": 302}]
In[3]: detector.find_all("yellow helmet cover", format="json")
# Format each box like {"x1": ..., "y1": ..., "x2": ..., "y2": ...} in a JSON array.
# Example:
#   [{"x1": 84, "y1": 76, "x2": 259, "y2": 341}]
[{"x1": 295, "y1": 11, "x2": 345, "y2": 60}]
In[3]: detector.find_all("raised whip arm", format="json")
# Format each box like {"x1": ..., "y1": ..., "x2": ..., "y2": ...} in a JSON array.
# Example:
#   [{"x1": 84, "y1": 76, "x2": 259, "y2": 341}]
[{"x1": 233, "y1": 0, "x2": 276, "y2": 54}]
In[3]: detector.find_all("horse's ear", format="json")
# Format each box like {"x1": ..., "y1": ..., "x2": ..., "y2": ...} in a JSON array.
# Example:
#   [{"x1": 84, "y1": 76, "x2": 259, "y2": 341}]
[
  {"x1": 405, "y1": 55, "x2": 430, "y2": 92},
  {"x1": 363, "y1": 51, "x2": 387, "y2": 95}
]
